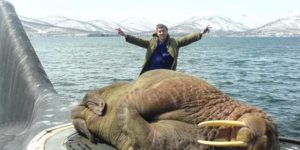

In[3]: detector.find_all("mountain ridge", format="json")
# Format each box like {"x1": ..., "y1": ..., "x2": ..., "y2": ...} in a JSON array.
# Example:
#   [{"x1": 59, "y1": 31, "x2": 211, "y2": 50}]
[{"x1": 20, "y1": 15, "x2": 300, "y2": 37}]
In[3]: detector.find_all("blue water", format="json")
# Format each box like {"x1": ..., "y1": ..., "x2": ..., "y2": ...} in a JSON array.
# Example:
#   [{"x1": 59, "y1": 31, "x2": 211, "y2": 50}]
[{"x1": 30, "y1": 36, "x2": 300, "y2": 139}]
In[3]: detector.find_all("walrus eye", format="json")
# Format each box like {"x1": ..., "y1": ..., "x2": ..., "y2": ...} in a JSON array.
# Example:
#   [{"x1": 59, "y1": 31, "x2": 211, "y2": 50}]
[
  {"x1": 98, "y1": 102, "x2": 107, "y2": 116},
  {"x1": 99, "y1": 102, "x2": 105, "y2": 107},
  {"x1": 86, "y1": 101, "x2": 107, "y2": 116}
]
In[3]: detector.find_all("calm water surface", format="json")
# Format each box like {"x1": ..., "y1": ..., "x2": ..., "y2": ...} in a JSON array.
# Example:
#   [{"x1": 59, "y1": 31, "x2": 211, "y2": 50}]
[{"x1": 30, "y1": 36, "x2": 300, "y2": 138}]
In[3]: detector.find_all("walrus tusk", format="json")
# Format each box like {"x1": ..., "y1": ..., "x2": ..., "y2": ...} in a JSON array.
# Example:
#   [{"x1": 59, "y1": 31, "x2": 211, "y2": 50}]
[
  {"x1": 198, "y1": 120, "x2": 246, "y2": 127},
  {"x1": 197, "y1": 140, "x2": 248, "y2": 147},
  {"x1": 198, "y1": 120, "x2": 248, "y2": 147}
]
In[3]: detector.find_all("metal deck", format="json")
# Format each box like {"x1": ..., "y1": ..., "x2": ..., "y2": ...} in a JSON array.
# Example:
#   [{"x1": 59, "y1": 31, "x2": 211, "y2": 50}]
[{"x1": 27, "y1": 123, "x2": 300, "y2": 150}]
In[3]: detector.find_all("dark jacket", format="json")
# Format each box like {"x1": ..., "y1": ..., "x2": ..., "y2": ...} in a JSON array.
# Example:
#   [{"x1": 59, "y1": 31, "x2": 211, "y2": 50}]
[{"x1": 125, "y1": 32, "x2": 203, "y2": 75}]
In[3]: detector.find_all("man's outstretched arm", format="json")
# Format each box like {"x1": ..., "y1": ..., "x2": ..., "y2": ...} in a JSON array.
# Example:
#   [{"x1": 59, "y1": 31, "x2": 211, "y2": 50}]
[
  {"x1": 116, "y1": 28, "x2": 149, "y2": 49},
  {"x1": 176, "y1": 25, "x2": 210, "y2": 47}
]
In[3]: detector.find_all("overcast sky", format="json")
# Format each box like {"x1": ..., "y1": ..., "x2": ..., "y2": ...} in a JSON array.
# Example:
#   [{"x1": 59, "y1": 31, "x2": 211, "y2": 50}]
[{"x1": 7, "y1": 0, "x2": 300, "y2": 27}]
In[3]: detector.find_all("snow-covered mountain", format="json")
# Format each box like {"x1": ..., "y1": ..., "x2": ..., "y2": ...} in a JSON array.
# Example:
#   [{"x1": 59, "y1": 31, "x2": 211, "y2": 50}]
[
  {"x1": 88, "y1": 19, "x2": 119, "y2": 34},
  {"x1": 168, "y1": 16, "x2": 250, "y2": 36},
  {"x1": 20, "y1": 17, "x2": 91, "y2": 36},
  {"x1": 239, "y1": 15, "x2": 300, "y2": 37},
  {"x1": 118, "y1": 17, "x2": 155, "y2": 33},
  {"x1": 20, "y1": 16, "x2": 52, "y2": 26},
  {"x1": 38, "y1": 16, "x2": 111, "y2": 33},
  {"x1": 19, "y1": 16, "x2": 114, "y2": 36},
  {"x1": 19, "y1": 15, "x2": 300, "y2": 37}
]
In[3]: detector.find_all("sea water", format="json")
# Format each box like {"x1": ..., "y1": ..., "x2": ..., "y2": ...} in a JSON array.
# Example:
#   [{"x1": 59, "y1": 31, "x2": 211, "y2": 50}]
[{"x1": 30, "y1": 36, "x2": 300, "y2": 139}]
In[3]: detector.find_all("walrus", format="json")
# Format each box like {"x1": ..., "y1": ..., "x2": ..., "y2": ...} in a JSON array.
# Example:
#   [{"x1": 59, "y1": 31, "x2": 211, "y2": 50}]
[{"x1": 71, "y1": 69, "x2": 279, "y2": 150}]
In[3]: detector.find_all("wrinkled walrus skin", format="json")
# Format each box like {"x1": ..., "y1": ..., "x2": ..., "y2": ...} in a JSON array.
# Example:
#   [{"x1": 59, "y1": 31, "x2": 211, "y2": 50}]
[{"x1": 71, "y1": 69, "x2": 279, "y2": 150}]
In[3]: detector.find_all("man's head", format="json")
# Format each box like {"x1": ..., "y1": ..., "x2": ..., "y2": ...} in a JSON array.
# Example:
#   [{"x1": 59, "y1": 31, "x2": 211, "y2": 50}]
[{"x1": 156, "y1": 24, "x2": 168, "y2": 42}]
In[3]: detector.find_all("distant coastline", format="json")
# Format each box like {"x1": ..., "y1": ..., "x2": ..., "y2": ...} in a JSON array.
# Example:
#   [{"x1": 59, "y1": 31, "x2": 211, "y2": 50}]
[{"x1": 21, "y1": 15, "x2": 300, "y2": 37}]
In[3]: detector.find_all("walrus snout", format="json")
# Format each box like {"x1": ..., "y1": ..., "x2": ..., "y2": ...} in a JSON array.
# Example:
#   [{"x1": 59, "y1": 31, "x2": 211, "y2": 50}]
[{"x1": 197, "y1": 115, "x2": 279, "y2": 150}]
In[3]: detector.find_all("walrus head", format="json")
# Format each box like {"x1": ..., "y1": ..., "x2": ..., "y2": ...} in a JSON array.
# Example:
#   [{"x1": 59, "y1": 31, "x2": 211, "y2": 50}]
[{"x1": 81, "y1": 91, "x2": 107, "y2": 116}]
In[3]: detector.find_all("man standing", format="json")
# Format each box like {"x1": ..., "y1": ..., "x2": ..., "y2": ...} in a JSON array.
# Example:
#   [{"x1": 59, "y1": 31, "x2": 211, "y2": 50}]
[{"x1": 117, "y1": 24, "x2": 210, "y2": 75}]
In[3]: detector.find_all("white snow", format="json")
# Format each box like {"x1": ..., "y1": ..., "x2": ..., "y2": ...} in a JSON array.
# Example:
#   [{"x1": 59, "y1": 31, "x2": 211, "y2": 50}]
[{"x1": 19, "y1": 14, "x2": 300, "y2": 37}]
